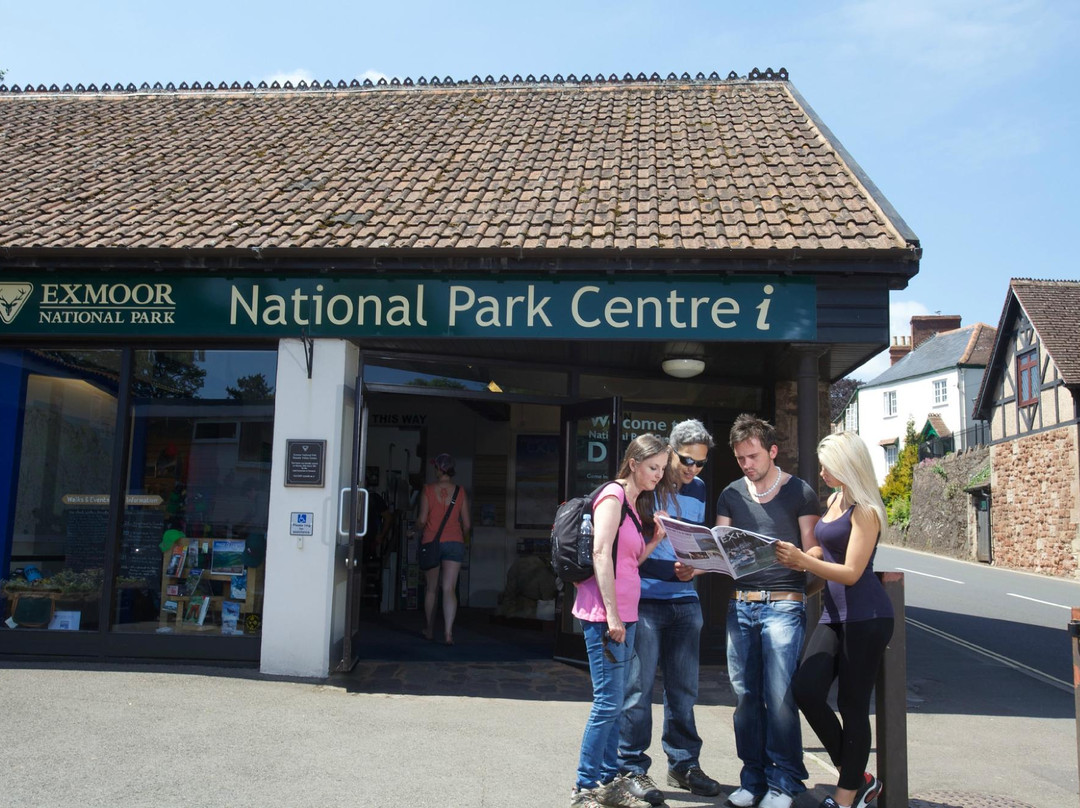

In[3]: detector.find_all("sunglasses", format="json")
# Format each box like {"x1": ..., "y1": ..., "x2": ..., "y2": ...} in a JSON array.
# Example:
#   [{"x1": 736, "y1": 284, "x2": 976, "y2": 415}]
[
  {"x1": 602, "y1": 631, "x2": 618, "y2": 663},
  {"x1": 675, "y1": 452, "x2": 708, "y2": 469}
]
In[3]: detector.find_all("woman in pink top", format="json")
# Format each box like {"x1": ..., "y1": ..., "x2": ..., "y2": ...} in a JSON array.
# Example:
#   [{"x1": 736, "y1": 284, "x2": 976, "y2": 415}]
[
  {"x1": 417, "y1": 453, "x2": 471, "y2": 645},
  {"x1": 571, "y1": 434, "x2": 671, "y2": 808}
]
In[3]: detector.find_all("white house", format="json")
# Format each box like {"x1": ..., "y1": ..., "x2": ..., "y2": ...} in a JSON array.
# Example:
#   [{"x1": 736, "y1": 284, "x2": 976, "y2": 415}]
[{"x1": 856, "y1": 316, "x2": 996, "y2": 483}]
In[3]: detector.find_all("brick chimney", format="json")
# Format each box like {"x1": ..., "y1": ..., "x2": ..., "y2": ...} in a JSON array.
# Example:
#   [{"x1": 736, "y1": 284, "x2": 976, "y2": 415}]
[
  {"x1": 911, "y1": 315, "x2": 962, "y2": 350},
  {"x1": 889, "y1": 336, "x2": 912, "y2": 365}
]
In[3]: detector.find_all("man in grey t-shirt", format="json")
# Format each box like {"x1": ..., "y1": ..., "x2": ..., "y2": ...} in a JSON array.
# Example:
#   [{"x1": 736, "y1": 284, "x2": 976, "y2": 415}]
[{"x1": 686, "y1": 414, "x2": 819, "y2": 808}]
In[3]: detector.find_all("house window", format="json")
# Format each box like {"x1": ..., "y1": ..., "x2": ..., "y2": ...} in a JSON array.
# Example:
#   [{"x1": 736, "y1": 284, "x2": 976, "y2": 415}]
[
  {"x1": 843, "y1": 402, "x2": 857, "y2": 432},
  {"x1": 1017, "y1": 349, "x2": 1039, "y2": 407},
  {"x1": 933, "y1": 379, "x2": 948, "y2": 405},
  {"x1": 885, "y1": 443, "x2": 898, "y2": 468},
  {"x1": 883, "y1": 390, "x2": 897, "y2": 417}
]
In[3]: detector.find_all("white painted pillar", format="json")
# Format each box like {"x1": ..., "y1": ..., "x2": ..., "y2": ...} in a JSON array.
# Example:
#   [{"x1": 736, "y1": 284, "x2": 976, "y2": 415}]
[{"x1": 260, "y1": 338, "x2": 356, "y2": 678}]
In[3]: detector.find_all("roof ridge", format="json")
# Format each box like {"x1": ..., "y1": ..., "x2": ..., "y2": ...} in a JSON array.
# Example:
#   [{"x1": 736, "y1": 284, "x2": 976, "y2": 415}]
[
  {"x1": 958, "y1": 322, "x2": 995, "y2": 364},
  {"x1": 0, "y1": 67, "x2": 790, "y2": 96}
]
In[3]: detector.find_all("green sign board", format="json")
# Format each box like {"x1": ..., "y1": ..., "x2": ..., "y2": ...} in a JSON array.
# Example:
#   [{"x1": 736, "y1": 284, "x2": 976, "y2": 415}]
[{"x1": 0, "y1": 274, "x2": 816, "y2": 340}]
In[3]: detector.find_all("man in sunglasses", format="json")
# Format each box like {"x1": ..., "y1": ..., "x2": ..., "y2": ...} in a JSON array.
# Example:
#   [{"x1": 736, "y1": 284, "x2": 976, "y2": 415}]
[{"x1": 617, "y1": 419, "x2": 720, "y2": 806}]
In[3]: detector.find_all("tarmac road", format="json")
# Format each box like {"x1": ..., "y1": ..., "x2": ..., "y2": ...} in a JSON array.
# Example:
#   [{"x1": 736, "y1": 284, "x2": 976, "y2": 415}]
[{"x1": 1, "y1": 611, "x2": 1074, "y2": 808}]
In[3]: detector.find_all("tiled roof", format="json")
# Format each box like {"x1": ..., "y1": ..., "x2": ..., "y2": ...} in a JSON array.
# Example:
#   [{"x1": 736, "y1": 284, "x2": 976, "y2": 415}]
[
  {"x1": 923, "y1": 412, "x2": 952, "y2": 438},
  {"x1": 864, "y1": 323, "x2": 996, "y2": 387},
  {"x1": 1012, "y1": 279, "x2": 1080, "y2": 385},
  {"x1": 0, "y1": 73, "x2": 918, "y2": 254}
]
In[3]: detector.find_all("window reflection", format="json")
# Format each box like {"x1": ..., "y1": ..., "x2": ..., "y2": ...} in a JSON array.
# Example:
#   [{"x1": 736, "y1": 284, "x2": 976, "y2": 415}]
[{"x1": 117, "y1": 350, "x2": 276, "y2": 635}]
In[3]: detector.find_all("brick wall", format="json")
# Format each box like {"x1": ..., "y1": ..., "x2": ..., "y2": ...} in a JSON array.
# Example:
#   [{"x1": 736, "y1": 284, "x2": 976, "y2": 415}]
[{"x1": 990, "y1": 424, "x2": 1080, "y2": 578}]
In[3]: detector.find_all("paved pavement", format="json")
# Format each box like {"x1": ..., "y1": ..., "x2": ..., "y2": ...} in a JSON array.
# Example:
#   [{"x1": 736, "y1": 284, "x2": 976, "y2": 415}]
[{"x1": 0, "y1": 611, "x2": 1064, "y2": 807}]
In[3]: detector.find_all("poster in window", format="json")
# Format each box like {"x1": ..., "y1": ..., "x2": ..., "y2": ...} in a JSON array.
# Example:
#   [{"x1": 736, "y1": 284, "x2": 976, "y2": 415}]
[{"x1": 515, "y1": 434, "x2": 559, "y2": 529}]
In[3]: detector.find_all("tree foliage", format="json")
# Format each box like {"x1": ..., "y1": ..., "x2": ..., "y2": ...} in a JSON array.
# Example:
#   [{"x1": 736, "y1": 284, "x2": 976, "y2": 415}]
[
  {"x1": 829, "y1": 377, "x2": 863, "y2": 422},
  {"x1": 880, "y1": 417, "x2": 919, "y2": 527},
  {"x1": 226, "y1": 373, "x2": 274, "y2": 401}
]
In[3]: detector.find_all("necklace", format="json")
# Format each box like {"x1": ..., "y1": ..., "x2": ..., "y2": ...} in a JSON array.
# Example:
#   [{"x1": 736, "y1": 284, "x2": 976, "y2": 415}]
[{"x1": 748, "y1": 466, "x2": 782, "y2": 499}]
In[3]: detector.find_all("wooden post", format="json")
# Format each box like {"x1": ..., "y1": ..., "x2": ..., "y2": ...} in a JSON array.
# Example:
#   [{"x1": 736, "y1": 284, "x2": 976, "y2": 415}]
[
  {"x1": 1070, "y1": 607, "x2": 1080, "y2": 785},
  {"x1": 876, "y1": 572, "x2": 908, "y2": 807}
]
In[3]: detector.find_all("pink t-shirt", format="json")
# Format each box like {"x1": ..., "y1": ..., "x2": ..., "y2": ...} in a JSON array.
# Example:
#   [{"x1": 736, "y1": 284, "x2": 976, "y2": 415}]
[{"x1": 571, "y1": 482, "x2": 646, "y2": 624}]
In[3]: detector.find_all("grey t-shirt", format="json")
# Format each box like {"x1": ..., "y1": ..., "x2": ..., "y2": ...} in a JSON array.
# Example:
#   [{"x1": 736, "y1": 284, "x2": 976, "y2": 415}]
[{"x1": 715, "y1": 475, "x2": 819, "y2": 592}]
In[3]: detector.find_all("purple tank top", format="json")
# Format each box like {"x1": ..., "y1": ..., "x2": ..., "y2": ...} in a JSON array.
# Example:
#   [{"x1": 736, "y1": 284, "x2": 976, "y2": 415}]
[{"x1": 814, "y1": 506, "x2": 894, "y2": 623}]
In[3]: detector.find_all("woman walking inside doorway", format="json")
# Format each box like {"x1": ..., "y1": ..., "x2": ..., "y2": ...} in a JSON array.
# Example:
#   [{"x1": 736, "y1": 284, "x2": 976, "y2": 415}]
[{"x1": 417, "y1": 453, "x2": 471, "y2": 645}]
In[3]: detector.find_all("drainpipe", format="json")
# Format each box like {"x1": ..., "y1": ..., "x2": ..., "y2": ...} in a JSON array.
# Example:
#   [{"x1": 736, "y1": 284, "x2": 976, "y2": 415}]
[{"x1": 795, "y1": 348, "x2": 822, "y2": 487}]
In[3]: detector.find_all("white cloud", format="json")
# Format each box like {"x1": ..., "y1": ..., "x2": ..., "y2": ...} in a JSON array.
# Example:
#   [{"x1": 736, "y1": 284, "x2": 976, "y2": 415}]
[
  {"x1": 849, "y1": 299, "x2": 933, "y2": 381},
  {"x1": 837, "y1": 0, "x2": 1059, "y2": 74},
  {"x1": 356, "y1": 69, "x2": 389, "y2": 85},
  {"x1": 264, "y1": 69, "x2": 315, "y2": 87}
]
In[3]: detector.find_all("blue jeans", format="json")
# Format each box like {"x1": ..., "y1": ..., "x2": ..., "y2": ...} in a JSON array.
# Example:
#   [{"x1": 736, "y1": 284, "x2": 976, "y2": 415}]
[
  {"x1": 576, "y1": 620, "x2": 637, "y2": 790},
  {"x1": 619, "y1": 598, "x2": 703, "y2": 775},
  {"x1": 726, "y1": 598, "x2": 808, "y2": 797}
]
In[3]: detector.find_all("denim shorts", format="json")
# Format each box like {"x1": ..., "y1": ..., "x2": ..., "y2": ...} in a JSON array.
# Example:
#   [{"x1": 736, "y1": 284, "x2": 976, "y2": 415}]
[{"x1": 439, "y1": 540, "x2": 466, "y2": 563}]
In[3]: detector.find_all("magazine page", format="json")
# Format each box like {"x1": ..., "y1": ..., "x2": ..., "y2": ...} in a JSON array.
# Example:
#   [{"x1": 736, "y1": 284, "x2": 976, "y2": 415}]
[
  {"x1": 712, "y1": 525, "x2": 781, "y2": 579},
  {"x1": 655, "y1": 514, "x2": 735, "y2": 576},
  {"x1": 655, "y1": 515, "x2": 782, "y2": 578}
]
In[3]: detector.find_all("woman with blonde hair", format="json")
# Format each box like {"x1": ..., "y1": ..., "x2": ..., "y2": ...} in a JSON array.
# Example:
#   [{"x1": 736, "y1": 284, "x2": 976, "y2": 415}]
[{"x1": 774, "y1": 432, "x2": 892, "y2": 808}]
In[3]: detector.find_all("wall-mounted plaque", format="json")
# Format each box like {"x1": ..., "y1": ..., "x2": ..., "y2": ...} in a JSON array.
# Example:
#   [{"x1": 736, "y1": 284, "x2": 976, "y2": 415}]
[{"x1": 285, "y1": 439, "x2": 326, "y2": 487}]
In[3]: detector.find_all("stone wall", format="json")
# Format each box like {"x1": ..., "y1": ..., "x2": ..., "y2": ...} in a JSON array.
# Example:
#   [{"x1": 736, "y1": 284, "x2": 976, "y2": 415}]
[
  {"x1": 989, "y1": 424, "x2": 1080, "y2": 578},
  {"x1": 892, "y1": 446, "x2": 989, "y2": 559},
  {"x1": 773, "y1": 377, "x2": 831, "y2": 501}
]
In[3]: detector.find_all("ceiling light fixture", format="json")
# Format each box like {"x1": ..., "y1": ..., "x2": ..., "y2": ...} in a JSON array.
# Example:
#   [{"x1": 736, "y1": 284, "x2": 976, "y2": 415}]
[{"x1": 661, "y1": 341, "x2": 706, "y2": 378}]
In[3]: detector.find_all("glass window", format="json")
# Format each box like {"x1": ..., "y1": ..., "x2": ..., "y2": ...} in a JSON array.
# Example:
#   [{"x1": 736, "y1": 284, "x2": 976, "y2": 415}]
[
  {"x1": 885, "y1": 443, "x2": 898, "y2": 468},
  {"x1": 1017, "y1": 350, "x2": 1038, "y2": 407},
  {"x1": 1, "y1": 349, "x2": 120, "y2": 632},
  {"x1": 933, "y1": 379, "x2": 948, "y2": 405},
  {"x1": 843, "y1": 402, "x2": 858, "y2": 432},
  {"x1": 115, "y1": 350, "x2": 276, "y2": 636},
  {"x1": 883, "y1": 390, "x2": 897, "y2": 417},
  {"x1": 364, "y1": 359, "x2": 569, "y2": 398},
  {"x1": 581, "y1": 373, "x2": 761, "y2": 410}
]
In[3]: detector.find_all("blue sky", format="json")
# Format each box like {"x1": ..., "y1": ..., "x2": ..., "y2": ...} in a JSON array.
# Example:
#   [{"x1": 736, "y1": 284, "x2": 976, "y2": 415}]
[{"x1": 3, "y1": 0, "x2": 1078, "y2": 379}]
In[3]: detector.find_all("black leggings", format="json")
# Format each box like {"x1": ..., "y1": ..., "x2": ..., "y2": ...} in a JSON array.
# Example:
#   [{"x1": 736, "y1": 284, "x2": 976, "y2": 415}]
[{"x1": 793, "y1": 618, "x2": 894, "y2": 790}]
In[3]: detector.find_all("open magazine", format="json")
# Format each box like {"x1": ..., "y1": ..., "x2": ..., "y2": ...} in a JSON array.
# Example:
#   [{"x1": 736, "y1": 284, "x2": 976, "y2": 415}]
[{"x1": 655, "y1": 514, "x2": 781, "y2": 578}]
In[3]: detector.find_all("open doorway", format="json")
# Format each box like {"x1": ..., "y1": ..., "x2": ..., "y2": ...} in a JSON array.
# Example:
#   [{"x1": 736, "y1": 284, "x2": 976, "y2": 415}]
[{"x1": 352, "y1": 390, "x2": 563, "y2": 660}]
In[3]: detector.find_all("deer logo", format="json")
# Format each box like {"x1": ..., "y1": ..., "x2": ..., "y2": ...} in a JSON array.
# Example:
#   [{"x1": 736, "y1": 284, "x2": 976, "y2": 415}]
[{"x1": 0, "y1": 283, "x2": 34, "y2": 325}]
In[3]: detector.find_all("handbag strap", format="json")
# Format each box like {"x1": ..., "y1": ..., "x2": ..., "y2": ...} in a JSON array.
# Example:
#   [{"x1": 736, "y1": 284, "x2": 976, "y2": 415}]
[{"x1": 429, "y1": 485, "x2": 460, "y2": 544}]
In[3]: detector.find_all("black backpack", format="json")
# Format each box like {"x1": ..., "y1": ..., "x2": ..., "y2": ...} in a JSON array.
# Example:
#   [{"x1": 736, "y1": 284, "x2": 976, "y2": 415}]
[{"x1": 550, "y1": 482, "x2": 643, "y2": 584}]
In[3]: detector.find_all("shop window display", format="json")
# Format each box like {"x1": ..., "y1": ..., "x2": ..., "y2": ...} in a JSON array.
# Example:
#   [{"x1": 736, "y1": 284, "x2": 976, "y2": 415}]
[
  {"x1": 0, "y1": 347, "x2": 277, "y2": 641},
  {"x1": 116, "y1": 350, "x2": 277, "y2": 636},
  {"x1": 0, "y1": 349, "x2": 121, "y2": 631}
]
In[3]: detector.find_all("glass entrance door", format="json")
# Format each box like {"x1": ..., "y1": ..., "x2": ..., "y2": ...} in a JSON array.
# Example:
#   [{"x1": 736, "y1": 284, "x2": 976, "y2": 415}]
[
  {"x1": 339, "y1": 366, "x2": 369, "y2": 671},
  {"x1": 553, "y1": 397, "x2": 621, "y2": 663}
]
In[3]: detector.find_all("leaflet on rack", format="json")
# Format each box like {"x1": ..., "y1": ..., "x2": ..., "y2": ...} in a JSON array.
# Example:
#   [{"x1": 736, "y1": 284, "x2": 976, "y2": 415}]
[{"x1": 655, "y1": 514, "x2": 781, "y2": 579}]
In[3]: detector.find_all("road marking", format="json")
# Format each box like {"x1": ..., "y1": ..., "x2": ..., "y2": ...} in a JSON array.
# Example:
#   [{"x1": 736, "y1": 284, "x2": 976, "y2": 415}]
[
  {"x1": 906, "y1": 617, "x2": 1072, "y2": 693},
  {"x1": 895, "y1": 567, "x2": 965, "y2": 584},
  {"x1": 1007, "y1": 593, "x2": 1071, "y2": 610},
  {"x1": 804, "y1": 750, "x2": 838, "y2": 777}
]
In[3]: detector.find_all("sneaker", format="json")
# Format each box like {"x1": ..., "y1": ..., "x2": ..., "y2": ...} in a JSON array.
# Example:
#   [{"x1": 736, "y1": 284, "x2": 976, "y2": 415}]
[
  {"x1": 819, "y1": 799, "x2": 840, "y2": 808},
  {"x1": 725, "y1": 787, "x2": 764, "y2": 808},
  {"x1": 571, "y1": 786, "x2": 605, "y2": 808},
  {"x1": 666, "y1": 766, "x2": 721, "y2": 797},
  {"x1": 852, "y1": 772, "x2": 883, "y2": 808},
  {"x1": 758, "y1": 789, "x2": 793, "y2": 808},
  {"x1": 596, "y1": 775, "x2": 653, "y2": 808},
  {"x1": 622, "y1": 773, "x2": 665, "y2": 806}
]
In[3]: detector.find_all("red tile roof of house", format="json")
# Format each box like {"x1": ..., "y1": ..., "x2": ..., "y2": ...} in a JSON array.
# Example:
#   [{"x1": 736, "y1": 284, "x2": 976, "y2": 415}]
[{"x1": 0, "y1": 73, "x2": 919, "y2": 256}]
